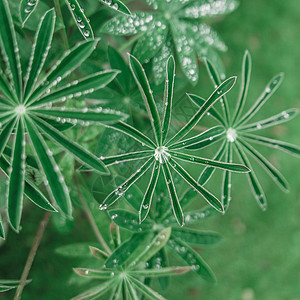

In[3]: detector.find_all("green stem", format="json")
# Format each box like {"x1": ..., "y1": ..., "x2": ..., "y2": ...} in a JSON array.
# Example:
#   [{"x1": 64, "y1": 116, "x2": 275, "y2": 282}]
[
  {"x1": 74, "y1": 174, "x2": 112, "y2": 254},
  {"x1": 54, "y1": 0, "x2": 69, "y2": 50},
  {"x1": 14, "y1": 211, "x2": 51, "y2": 300},
  {"x1": 118, "y1": 33, "x2": 144, "y2": 52}
]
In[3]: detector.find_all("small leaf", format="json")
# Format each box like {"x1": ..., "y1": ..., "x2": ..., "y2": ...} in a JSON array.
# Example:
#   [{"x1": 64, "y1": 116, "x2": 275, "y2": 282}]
[
  {"x1": 89, "y1": 246, "x2": 109, "y2": 261},
  {"x1": 108, "y1": 122, "x2": 156, "y2": 149},
  {"x1": 161, "y1": 55, "x2": 175, "y2": 143},
  {"x1": 166, "y1": 76, "x2": 236, "y2": 146},
  {"x1": 222, "y1": 142, "x2": 232, "y2": 210},
  {"x1": 182, "y1": 206, "x2": 219, "y2": 225},
  {"x1": 33, "y1": 116, "x2": 109, "y2": 174},
  {"x1": 139, "y1": 161, "x2": 160, "y2": 223},
  {"x1": 239, "y1": 108, "x2": 299, "y2": 132},
  {"x1": 56, "y1": 243, "x2": 97, "y2": 258},
  {"x1": 102, "y1": 151, "x2": 153, "y2": 166},
  {"x1": 99, "y1": 158, "x2": 154, "y2": 210},
  {"x1": 108, "y1": 209, "x2": 154, "y2": 232},
  {"x1": 7, "y1": 119, "x2": 26, "y2": 231},
  {"x1": 25, "y1": 117, "x2": 72, "y2": 217},
  {"x1": 128, "y1": 228, "x2": 171, "y2": 269},
  {"x1": 234, "y1": 142, "x2": 267, "y2": 210},
  {"x1": 169, "y1": 151, "x2": 250, "y2": 173},
  {"x1": 24, "y1": 8, "x2": 56, "y2": 100},
  {"x1": 19, "y1": 0, "x2": 39, "y2": 26},
  {"x1": 73, "y1": 268, "x2": 113, "y2": 279},
  {"x1": 242, "y1": 133, "x2": 300, "y2": 156},
  {"x1": 129, "y1": 54, "x2": 162, "y2": 144},
  {"x1": 66, "y1": 0, "x2": 94, "y2": 40},
  {"x1": 105, "y1": 233, "x2": 147, "y2": 268},
  {"x1": 168, "y1": 238, "x2": 216, "y2": 282},
  {"x1": 0, "y1": 118, "x2": 17, "y2": 157},
  {"x1": 0, "y1": 71, "x2": 16, "y2": 102},
  {"x1": 0, "y1": 0, "x2": 22, "y2": 99},
  {"x1": 236, "y1": 73, "x2": 284, "y2": 127},
  {"x1": 0, "y1": 279, "x2": 31, "y2": 292},
  {"x1": 172, "y1": 228, "x2": 222, "y2": 245},
  {"x1": 161, "y1": 162, "x2": 184, "y2": 226},
  {"x1": 129, "y1": 266, "x2": 191, "y2": 277},
  {"x1": 33, "y1": 70, "x2": 120, "y2": 106},
  {"x1": 31, "y1": 107, "x2": 128, "y2": 125},
  {"x1": 168, "y1": 158, "x2": 224, "y2": 213}
]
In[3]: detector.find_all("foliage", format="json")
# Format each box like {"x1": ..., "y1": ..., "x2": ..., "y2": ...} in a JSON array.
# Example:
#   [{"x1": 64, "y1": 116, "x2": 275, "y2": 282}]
[{"x1": 0, "y1": 0, "x2": 299, "y2": 299}]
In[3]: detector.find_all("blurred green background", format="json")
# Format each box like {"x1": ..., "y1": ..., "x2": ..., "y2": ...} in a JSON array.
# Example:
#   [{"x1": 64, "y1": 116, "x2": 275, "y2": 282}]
[{"x1": 1, "y1": 0, "x2": 299, "y2": 299}]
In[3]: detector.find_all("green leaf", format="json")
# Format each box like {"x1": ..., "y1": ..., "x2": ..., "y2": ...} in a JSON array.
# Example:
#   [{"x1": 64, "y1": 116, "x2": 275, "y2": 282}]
[
  {"x1": 232, "y1": 50, "x2": 252, "y2": 124},
  {"x1": 166, "y1": 76, "x2": 236, "y2": 146},
  {"x1": 161, "y1": 162, "x2": 184, "y2": 226},
  {"x1": 170, "y1": 19, "x2": 198, "y2": 83},
  {"x1": 128, "y1": 228, "x2": 171, "y2": 269},
  {"x1": 236, "y1": 73, "x2": 284, "y2": 127},
  {"x1": 66, "y1": 0, "x2": 94, "y2": 40},
  {"x1": 234, "y1": 142, "x2": 267, "y2": 210},
  {"x1": 178, "y1": 0, "x2": 238, "y2": 18},
  {"x1": 239, "y1": 108, "x2": 299, "y2": 132},
  {"x1": 33, "y1": 116, "x2": 109, "y2": 174},
  {"x1": 168, "y1": 158, "x2": 224, "y2": 213},
  {"x1": 0, "y1": 71, "x2": 16, "y2": 102},
  {"x1": 99, "y1": 0, "x2": 131, "y2": 16},
  {"x1": 182, "y1": 206, "x2": 219, "y2": 224},
  {"x1": 172, "y1": 228, "x2": 222, "y2": 245},
  {"x1": 187, "y1": 93, "x2": 225, "y2": 125},
  {"x1": 161, "y1": 56, "x2": 175, "y2": 143},
  {"x1": 222, "y1": 142, "x2": 232, "y2": 210},
  {"x1": 24, "y1": 9, "x2": 55, "y2": 100},
  {"x1": 108, "y1": 46, "x2": 131, "y2": 95},
  {"x1": 0, "y1": 279, "x2": 31, "y2": 292},
  {"x1": 108, "y1": 122, "x2": 156, "y2": 149},
  {"x1": 242, "y1": 133, "x2": 300, "y2": 156},
  {"x1": 239, "y1": 138, "x2": 289, "y2": 191},
  {"x1": 25, "y1": 117, "x2": 72, "y2": 217},
  {"x1": 55, "y1": 242, "x2": 97, "y2": 258},
  {"x1": 108, "y1": 209, "x2": 154, "y2": 232},
  {"x1": 0, "y1": 214, "x2": 4, "y2": 239},
  {"x1": 31, "y1": 107, "x2": 127, "y2": 125},
  {"x1": 99, "y1": 158, "x2": 153, "y2": 209},
  {"x1": 168, "y1": 238, "x2": 216, "y2": 282},
  {"x1": 139, "y1": 161, "x2": 160, "y2": 223},
  {"x1": 19, "y1": 0, "x2": 39, "y2": 26},
  {"x1": 102, "y1": 151, "x2": 153, "y2": 166},
  {"x1": 129, "y1": 266, "x2": 191, "y2": 277},
  {"x1": 169, "y1": 151, "x2": 250, "y2": 173},
  {"x1": 89, "y1": 246, "x2": 109, "y2": 261},
  {"x1": 0, "y1": 0, "x2": 22, "y2": 99},
  {"x1": 0, "y1": 155, "x2": 55, "y2": 212},
  {"x1": 28, "y1": 39, "x2": 99, "y2": 104},
  {"x1": 198, "y1": 141, "x2": 227, "y2": 185},
  {"x1": 124, "y1": 279, "x2": 139, "y2": 300},
  {"x1": 129, "y1": 54, "x2": 161, "y2": 144},
  {"x1": 7, "y1": 119, "x2": 26, "y2": 231},
  {"x1": 33, "y1": 70, "x2": 119, "y2": 106},
  {"x1": 133, "y1": 22, "x2": 168, "y2": 64},
  {"x1": 128, "y1": 276, "x2": 166, "y2": 300},
  {"x1": 105, "y1": 233, "x2": 147, "y2": 268},
  {"x1": 151, "y1": 248, "x2": 169, "y2": 290},
  {"x1": 73, "y1": 268, "x2": 113, "y2": 279},
  {"x1": 71, "y1": 279, "x2": 117, "y2": 300},
  {"x1": 0, "y1": 118, "x2": 17, "y2": 157},
  {"x1": 169, "y1": 126, "x2": 225, "y2": 150}
]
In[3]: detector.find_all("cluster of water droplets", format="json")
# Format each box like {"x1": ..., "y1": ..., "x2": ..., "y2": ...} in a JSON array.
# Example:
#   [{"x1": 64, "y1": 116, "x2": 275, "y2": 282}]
[
  {"x1": 102, "y1": 0, "x2": 119, "y2": 11},
  {"x1": 23, "y1": 0, "x2": 37, "y2": 15}
]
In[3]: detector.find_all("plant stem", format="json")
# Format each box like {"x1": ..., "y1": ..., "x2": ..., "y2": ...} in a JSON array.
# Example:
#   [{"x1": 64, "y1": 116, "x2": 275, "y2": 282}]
[
  {"x1": 14, "y1": 211, "x2": 51, "y2": 300},
  {"x1": 74, "y1": 174, "x2": 112, "y2": 254},
  {"x1": 53, "y1": 0, "x2": 69, "y2": 50}
]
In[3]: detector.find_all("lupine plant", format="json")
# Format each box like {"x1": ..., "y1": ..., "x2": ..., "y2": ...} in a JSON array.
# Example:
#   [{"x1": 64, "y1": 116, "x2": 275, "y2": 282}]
[{"x1": 0, "y1": 0, "x2": 299, "y2": 299}]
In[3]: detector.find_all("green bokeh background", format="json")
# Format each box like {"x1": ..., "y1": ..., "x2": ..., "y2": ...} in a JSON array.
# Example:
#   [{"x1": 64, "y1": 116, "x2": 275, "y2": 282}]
[{"x1": 1, "y1": 0, "x2": 299, "y2": 299}]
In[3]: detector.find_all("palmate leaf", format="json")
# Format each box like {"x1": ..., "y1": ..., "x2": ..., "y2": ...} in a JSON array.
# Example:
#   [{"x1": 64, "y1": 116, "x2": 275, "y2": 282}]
[
  {"x1": 65, "y1": 0, "x2": 94, "y2": 40},
  {"x1": 7, "y1": 119, "x2": 26, "y2": 230},
  {"x1": 23, "y1": 8, "x2": 55, "y2": 100},
  {"x1": 124, "y1": 279, "x2": 139, "y2": 300},
  {"x1": 25, "y1": 117, "x2": 72, "y2": 217},
  {"x1": 0, "y1": 0, "x2": 22, "y2": 100},
  {"x1": 19, "y1": 0, "x2": 39, "y2": 26}
]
